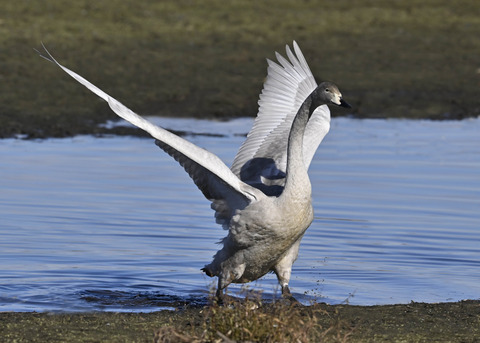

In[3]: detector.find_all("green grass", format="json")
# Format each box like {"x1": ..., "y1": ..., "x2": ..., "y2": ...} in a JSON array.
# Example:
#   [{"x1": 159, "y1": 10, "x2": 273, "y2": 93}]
[{"x1": 1, "y1": 0, "x2": 479, "y2": 137}]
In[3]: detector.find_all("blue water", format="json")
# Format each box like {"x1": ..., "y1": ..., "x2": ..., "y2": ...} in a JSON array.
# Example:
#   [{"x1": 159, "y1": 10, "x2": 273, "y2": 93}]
[{"x1": 1, "y1": 117, "x2": 479, "y2": 312}]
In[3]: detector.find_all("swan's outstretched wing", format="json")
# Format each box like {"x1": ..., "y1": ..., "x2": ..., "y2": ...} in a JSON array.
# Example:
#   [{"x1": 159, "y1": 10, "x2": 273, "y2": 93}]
[
  {"x1": 39, "y1": 45, "x2": 265, "y2": 225},
  {"x1": 230, "y1": 42, "x2": 330, "y2": 194}
]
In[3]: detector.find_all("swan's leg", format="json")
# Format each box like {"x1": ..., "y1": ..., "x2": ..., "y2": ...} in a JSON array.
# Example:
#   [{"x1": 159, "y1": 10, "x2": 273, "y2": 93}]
[
  {"x1": 274, "y1": 266, "x2": 293, "y2": 296},
  {"x1": 215, "y1": 280, "x2": 225, "y2": 302},
  {"x1": 202, "y1": 264, "x2": 227, "y2": 302},
  {"x1": 215, "y1": 271, "x2": 233, "y2": 303},
  {"x1": 273, "y1": 238, "x2": 302, "y2": 297}
]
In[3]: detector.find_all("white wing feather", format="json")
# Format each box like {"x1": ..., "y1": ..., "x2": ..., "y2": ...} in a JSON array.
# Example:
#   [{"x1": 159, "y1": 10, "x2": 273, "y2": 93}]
[
  {"x1": 40, "y1": 45, "x2": 265, "y2": 223},
  {"x1": 231, "y1": 42, "x2": 330, "y2": 191}
]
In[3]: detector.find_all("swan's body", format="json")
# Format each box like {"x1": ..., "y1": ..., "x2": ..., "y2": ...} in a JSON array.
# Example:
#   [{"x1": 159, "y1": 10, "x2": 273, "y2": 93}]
[{"x1": 40, "y1": 42, "x2": 349, "y2": 299}]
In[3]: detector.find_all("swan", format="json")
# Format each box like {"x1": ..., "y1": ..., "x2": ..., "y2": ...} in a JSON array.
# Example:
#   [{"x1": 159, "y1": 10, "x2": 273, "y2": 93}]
[{"x1": 38, "y1": 42, "x2": 350, "y2": 300}]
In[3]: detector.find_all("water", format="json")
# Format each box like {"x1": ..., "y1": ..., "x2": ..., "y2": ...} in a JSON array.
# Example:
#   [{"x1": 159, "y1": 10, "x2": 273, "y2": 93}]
[{"x1": 1, "y1": 117, "x2": 479, "y2": 312}]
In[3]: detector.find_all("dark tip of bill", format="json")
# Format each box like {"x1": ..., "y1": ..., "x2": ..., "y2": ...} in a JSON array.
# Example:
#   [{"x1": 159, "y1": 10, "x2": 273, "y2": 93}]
[{"x1": 340, "y1": 99, "x2": 352, "y2": 108}]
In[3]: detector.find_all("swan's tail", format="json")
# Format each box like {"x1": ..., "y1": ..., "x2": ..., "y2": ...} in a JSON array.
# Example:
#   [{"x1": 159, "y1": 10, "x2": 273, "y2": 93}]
[{"x1": 201, "y1": 266, "x2": 215, "y2": 277}]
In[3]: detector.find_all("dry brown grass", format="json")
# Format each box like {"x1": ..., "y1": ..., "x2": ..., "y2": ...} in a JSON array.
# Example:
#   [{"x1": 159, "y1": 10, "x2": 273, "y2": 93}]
[{"x1": 154, "y1": 289, "x2": 353, "y2": 343}]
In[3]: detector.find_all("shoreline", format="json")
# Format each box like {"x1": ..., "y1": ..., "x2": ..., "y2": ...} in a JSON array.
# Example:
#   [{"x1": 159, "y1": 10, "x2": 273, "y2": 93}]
[{"x1": 1, "y1": 299, "x2": 479, "y2": 342}]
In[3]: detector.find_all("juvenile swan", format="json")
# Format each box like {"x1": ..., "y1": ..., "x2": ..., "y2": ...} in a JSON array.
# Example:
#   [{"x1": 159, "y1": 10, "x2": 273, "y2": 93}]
[{"x1": 39, "y1": 42, "x2": 350, "y2": 300}]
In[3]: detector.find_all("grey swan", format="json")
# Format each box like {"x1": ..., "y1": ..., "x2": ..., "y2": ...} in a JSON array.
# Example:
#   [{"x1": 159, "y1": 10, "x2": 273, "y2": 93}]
[{"x1": 39, "y1": 42, "x2": 350, "y2": 300}]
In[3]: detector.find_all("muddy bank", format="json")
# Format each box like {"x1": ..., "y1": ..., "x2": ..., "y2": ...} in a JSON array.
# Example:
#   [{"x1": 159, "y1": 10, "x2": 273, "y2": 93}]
[
  {"x1": 1, "y1": 300, "x2": 479, "y2": 342},
  {"x1": 1, "y1": 0, "x2": 480, "y2": 138}
]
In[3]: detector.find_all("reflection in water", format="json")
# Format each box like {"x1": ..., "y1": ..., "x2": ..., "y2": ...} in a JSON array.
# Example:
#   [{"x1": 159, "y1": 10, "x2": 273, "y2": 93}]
[{"x1": 0, "y1": 117, "x2": 479, "y2": 311}]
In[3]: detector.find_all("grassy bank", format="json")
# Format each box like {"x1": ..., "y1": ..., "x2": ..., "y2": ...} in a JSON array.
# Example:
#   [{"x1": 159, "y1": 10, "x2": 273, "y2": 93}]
[
  {"x1": 1, "y1": 0, "x2": 479, "y2": 138},
  {"x1": 1, "y1": 299, "x2": 479, "y2": 342}
]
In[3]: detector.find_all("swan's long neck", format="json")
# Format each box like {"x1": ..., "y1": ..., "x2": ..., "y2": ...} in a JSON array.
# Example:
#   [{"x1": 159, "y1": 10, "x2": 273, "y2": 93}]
[{"x1": 280, "y1": 95, "x2": 314, "y2": 201}]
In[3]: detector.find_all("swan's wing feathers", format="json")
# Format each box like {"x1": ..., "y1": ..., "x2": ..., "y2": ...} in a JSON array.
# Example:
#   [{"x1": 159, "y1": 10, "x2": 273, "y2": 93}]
[
  {"x1": 108, "y1": 96, "x2": 264, "y2": 226},
  {"x1": 41, "y1": 45, "x2": 265, "y2": 226},
  {"x1": 154, "y1": 140, "x2": 252, "y2": 228},
  {"x1": 292, "y1": 41, "x2": 318, "y2": 89},
  {"x1": 230, "y1": 42, "x2": 318, "y2": 181},
  {"x1": 302, "y1": 104, "x2": 331, "y2": 170},
  {"x1": 38, "y1": 44, "x2": 112, "y2": 103}
]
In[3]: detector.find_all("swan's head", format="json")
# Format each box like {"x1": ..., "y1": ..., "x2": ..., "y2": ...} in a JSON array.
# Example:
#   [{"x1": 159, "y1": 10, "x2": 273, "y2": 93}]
[{"x1": 317, "y1": 82, "x2": 351, "y2": 108}]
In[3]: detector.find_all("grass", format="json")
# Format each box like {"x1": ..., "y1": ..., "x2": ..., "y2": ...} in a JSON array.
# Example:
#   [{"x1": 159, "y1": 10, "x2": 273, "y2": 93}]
[
  {"x1": 1, "y1": 0, "x2": 479, "y2": 138},
  {"x1": 172, "y1": 290, "x2": 351, "y2": 342},
  {"x1": 1, "y1": 294, "x2": 479, "y2": 342}
]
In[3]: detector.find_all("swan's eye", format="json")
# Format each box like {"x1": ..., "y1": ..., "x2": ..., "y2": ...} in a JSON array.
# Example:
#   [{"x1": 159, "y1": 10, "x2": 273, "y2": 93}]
[{"x1": 325, "y1": 88, "x2": 330, "y2": 93}]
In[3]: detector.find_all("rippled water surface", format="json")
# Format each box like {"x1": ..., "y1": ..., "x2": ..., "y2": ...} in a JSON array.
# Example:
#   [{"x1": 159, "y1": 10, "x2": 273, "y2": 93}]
[{"x1": 1, "y1": 117, "x2": 479, "y2": 312}]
